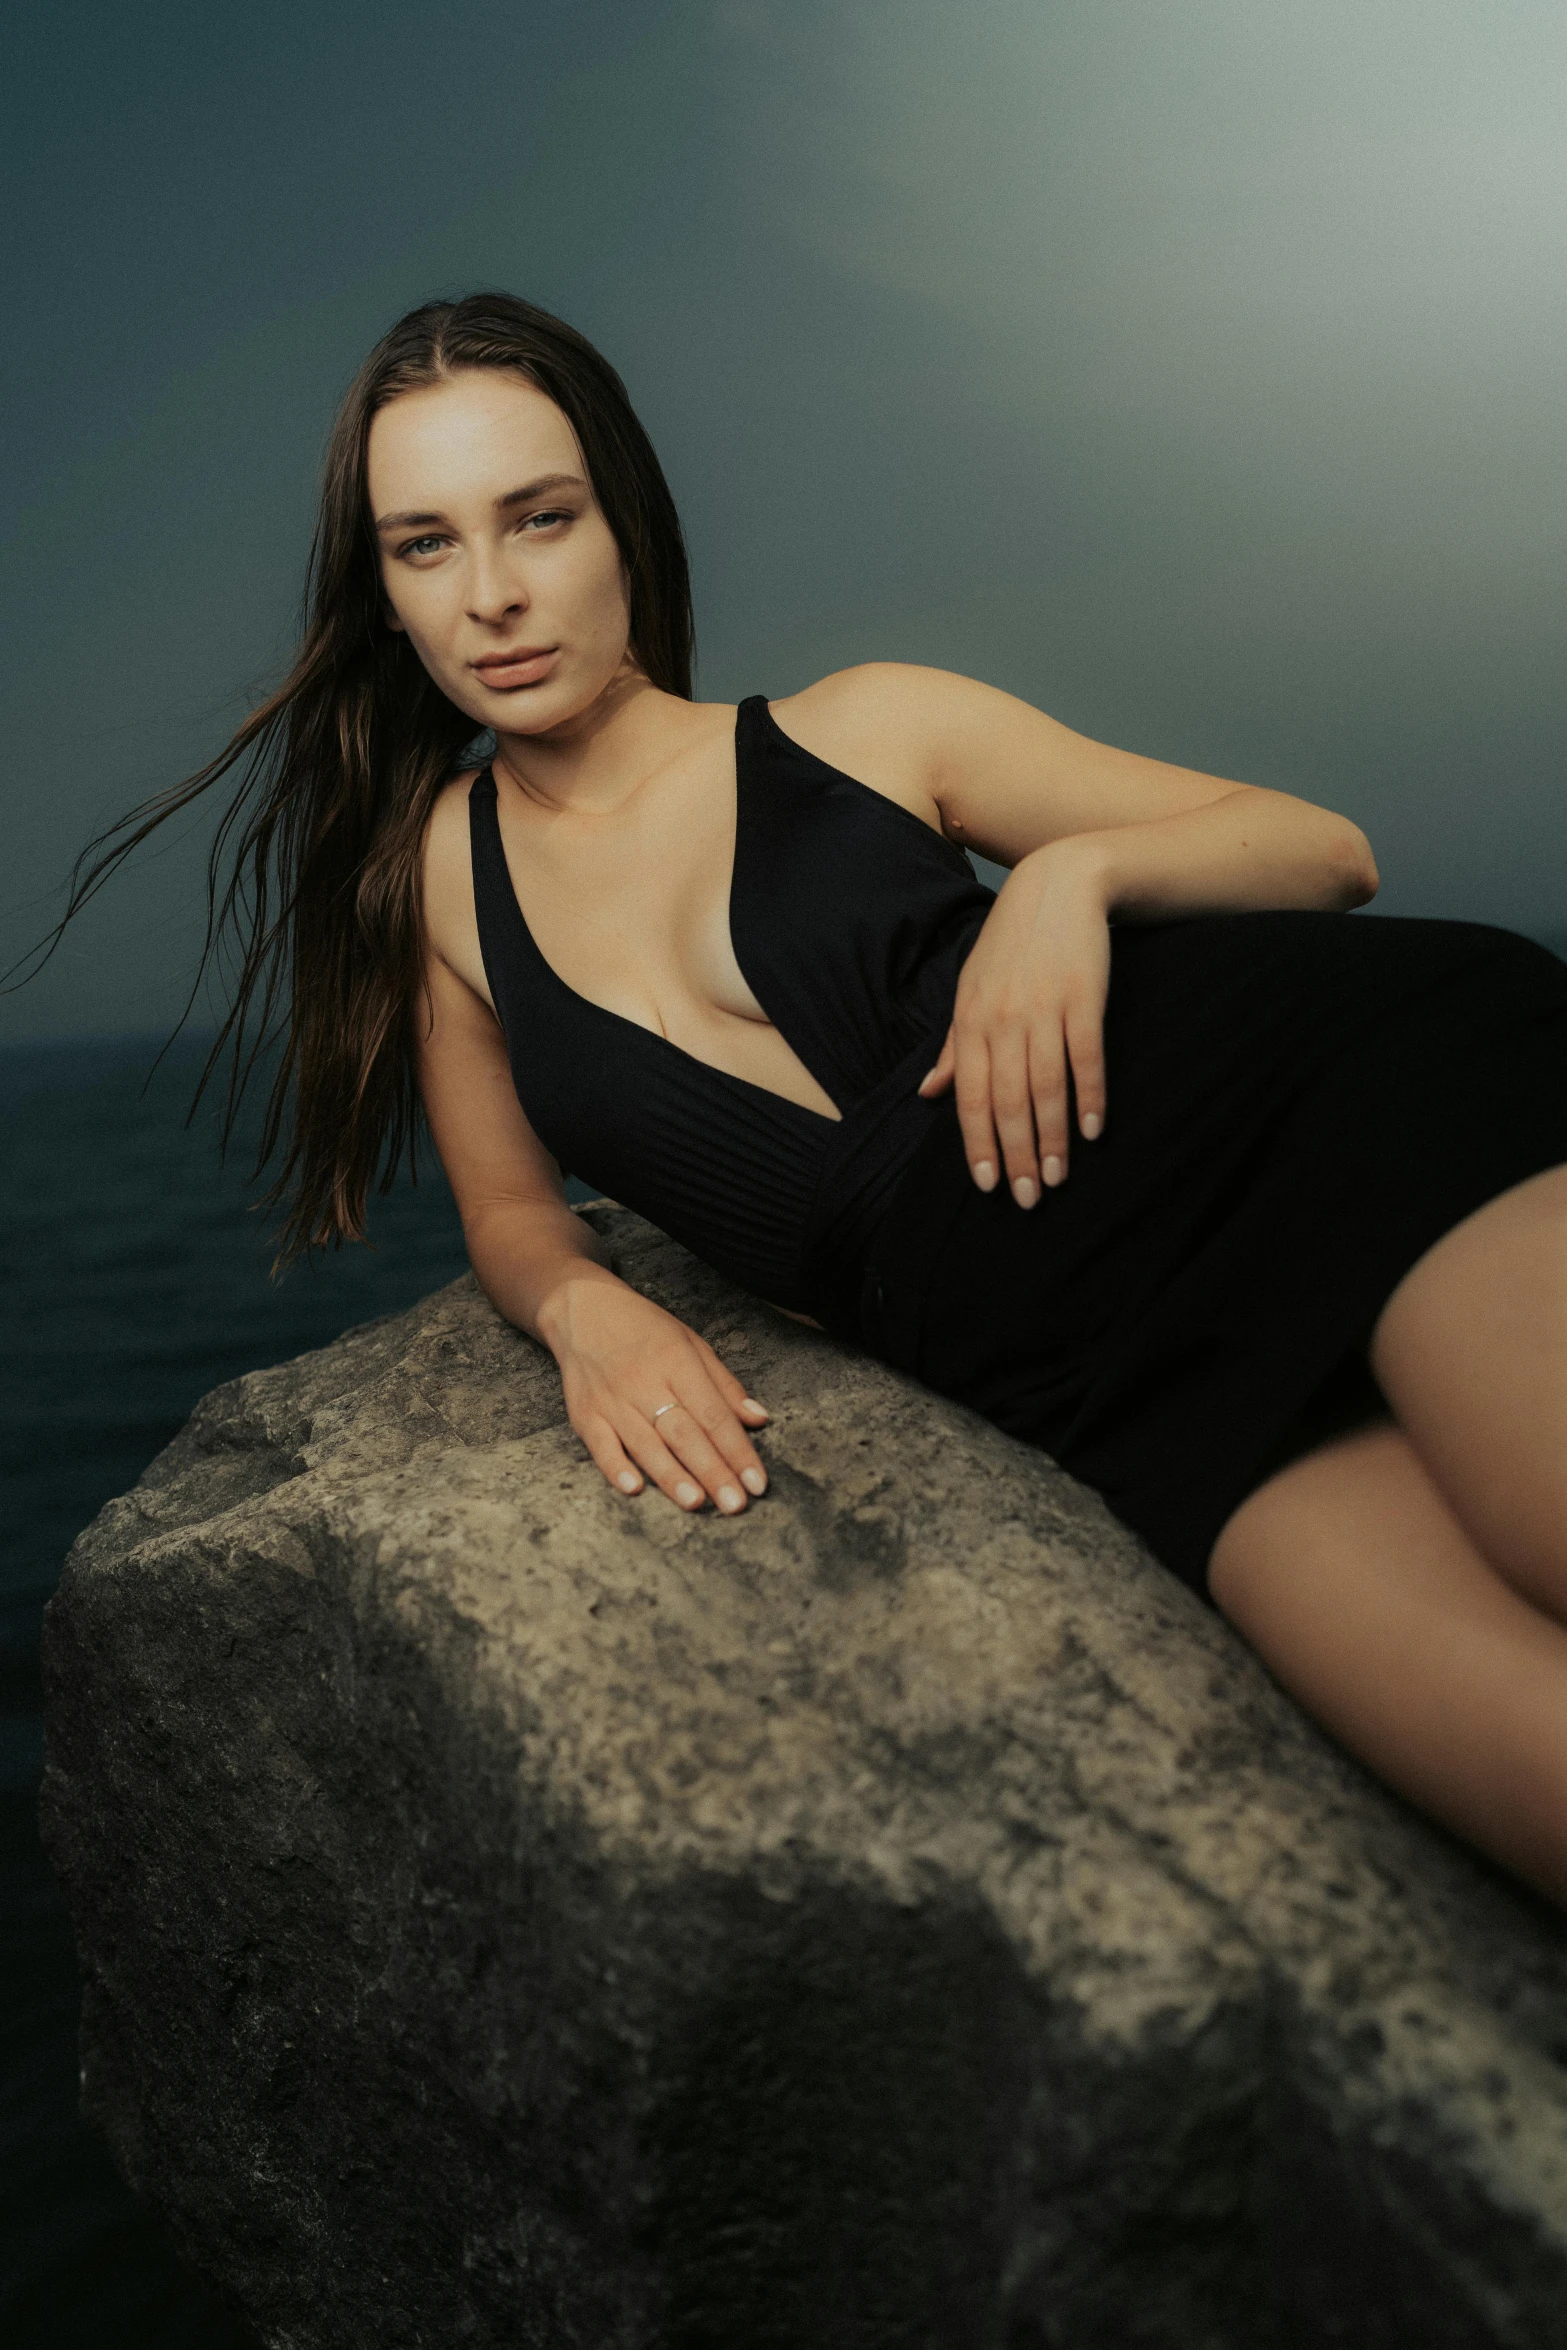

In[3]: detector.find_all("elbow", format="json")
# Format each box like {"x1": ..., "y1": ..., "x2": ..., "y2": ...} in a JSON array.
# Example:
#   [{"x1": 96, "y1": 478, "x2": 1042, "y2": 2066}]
[{"x1": 1330, "y1": 819, "x2": 1379, "y2": 909}]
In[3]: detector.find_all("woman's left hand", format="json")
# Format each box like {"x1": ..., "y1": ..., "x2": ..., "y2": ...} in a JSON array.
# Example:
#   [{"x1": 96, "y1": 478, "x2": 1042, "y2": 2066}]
[{"x1": 916, "y1": 843, "x2": 1111, "y2": 1205}]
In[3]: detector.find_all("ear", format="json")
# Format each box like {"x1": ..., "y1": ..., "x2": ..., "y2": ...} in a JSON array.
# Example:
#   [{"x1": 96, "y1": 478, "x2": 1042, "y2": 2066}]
[{"x1": 384, "y1": 604, "x2": 406, "y2": 634}]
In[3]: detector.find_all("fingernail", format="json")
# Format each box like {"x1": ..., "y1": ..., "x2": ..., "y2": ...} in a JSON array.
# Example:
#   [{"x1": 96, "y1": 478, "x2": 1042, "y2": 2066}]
[
  {"x1": 676, "y1": 1481, "x2": 702, "y2": 1507},
  {"x1": 1080, "y1": 1112, "x2": 1102, "y2": 1140},
  {"x1": 1012, "y1": 1176, "x2": 1037, "y2": 1209},
  {"x1": 718, "y1": 1484, "x2": 744, "y2": 1513},
  {"x1": 742, "y1": 1397, "x2": 769, "y2": 1419},
  {"x1": 973, "y1": 1159, "x2": 998, "y2": 1192},
  {"x1": 617, "y1": 1470, "x2": 642, "y2": 1493},
  {"x1": 741, "y1": 1466, "x2": 767, "y2": 1495},
  {"x1": 919, "y1": 1066, "x2": 938, "y2": 1087},
  {"x1": 1043, "y1": 1155, "x2": 1065, "y2": 1187}
]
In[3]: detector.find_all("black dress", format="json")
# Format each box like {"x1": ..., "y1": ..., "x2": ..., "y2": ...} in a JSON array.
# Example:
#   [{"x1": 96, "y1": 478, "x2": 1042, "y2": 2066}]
[{"x1": 470, "y1": 696, "x2": 1567, "y2": 1596}]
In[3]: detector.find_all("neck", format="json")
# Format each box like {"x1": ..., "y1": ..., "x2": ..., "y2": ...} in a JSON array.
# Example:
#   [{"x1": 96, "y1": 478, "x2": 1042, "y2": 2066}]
[{"x1": 492, "y1": 672, "x2": 709, "y2": 819}]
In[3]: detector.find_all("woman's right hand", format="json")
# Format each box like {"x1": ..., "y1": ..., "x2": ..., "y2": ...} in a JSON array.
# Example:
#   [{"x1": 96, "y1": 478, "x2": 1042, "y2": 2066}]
[{"x1": 540, "y1": 1271, "x2": 772, "y2": 1514}]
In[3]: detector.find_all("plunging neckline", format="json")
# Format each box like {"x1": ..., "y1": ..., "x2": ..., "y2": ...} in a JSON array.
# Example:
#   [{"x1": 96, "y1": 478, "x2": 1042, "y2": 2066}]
[{"x1": 480, "y1": 700, "x2": 846, "y2": 1126}]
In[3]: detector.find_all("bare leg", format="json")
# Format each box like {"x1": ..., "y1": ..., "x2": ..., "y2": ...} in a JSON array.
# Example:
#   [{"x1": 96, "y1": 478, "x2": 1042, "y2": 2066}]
[
  {"x1": 1209, "y1": 1162, "x2": 1567, "y2": 1902},
  {"x1": 1368, "y1": 1163, "x2": 1567, "y2": 1619},
  {"x1": 1209, "y1": 1420, "x2": 1567, "y2": 1904}
]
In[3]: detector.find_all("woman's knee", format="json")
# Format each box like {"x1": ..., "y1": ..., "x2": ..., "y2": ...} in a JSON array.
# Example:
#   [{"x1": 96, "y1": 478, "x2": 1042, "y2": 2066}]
[
  {"x1": 1206, "y1": 1426, "x2": 1567, "y2": 1904},
  {"x1": 1365, "y1": 1165, "x2": 1567, "y2": 1604},
  {"x1": 1371, "y1": 1160, "x2": 1567, "y2": 1378},
  {"x1": 1207, "y1": 1419, "x2": 1416, "y2": 1640}
]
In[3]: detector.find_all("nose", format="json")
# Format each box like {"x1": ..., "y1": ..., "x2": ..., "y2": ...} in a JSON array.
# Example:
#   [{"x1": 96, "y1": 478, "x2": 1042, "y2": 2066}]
[{"x1": 466, "y1": 540, "x2": 527, "y2": 626}]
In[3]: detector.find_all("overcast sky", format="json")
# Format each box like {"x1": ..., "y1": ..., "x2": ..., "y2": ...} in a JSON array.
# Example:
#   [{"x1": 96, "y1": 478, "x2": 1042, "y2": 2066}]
[{"x1": 4, "y1": 0, "x2": 1564, "y2": 1041}]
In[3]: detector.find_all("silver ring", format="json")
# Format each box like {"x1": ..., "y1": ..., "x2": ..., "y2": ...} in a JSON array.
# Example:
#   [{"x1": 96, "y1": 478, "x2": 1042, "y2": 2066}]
[{"x1": 652, "y1": 1401, "x2": 679, "y2": 1421}]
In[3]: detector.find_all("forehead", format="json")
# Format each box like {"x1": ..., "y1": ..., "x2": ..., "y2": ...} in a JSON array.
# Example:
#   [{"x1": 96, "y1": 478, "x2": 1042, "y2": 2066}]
[{"x1": 366, "y1": 370, "x2": 583, "y2": 504}]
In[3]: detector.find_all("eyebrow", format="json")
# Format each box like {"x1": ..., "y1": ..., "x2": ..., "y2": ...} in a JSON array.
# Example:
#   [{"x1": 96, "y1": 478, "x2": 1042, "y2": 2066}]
[{"x1": 373, "y1": 473, "x2": 587, "y2": 533}]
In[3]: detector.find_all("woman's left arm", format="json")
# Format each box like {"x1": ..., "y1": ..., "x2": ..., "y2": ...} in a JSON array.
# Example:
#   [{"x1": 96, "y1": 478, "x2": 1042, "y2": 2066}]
[{"x1": 878, "y1": 665, "x2": 1380, "y2": 1208}]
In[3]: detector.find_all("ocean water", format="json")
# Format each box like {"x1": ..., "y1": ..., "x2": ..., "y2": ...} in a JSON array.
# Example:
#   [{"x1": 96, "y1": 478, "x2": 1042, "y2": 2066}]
[{"x1": 0, "y1": 1034, "x2": 504, "y2": 2344}]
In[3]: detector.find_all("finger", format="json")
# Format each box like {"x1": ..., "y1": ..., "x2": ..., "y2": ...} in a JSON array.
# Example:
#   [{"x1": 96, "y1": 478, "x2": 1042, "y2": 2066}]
[
  {"x1": 951, "y1": 1018, "x2": 1000, "y2": 1191},
  {"x1": 1028, "y1": 1020, "x2": 1073, "y2": 1189},
  {"x1": 1065, "y1": 999, "x2": 1107, "y2": 1141},
  {"x1": 916, "y1": 1027, "x2": 956, "y2": 1097},
  {"x1": 987, "y1": 1020, "x2": 1042, "y2": 1205},
  {"x1": 655, "y1": 1384, "x2": 763, "y2": 1508},
  {"x1": 686, "y1": 1344, "x2": 771, "y2": 1495},
  {"x1": 578, "y1": 1413, "x2": 646, "y2": 1497},
  {"x1": 619, "y1": 1409, "x2": 720, "y2": 1512},
  {"x1": 625, "y1": 1395, "x2": 753, "y2": 1514}
]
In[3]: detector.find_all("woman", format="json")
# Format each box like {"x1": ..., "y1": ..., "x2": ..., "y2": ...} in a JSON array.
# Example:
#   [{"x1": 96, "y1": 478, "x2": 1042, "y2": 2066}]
[{"x1": 46, "y1": 292, "x2": 1567, "y2": 1904}]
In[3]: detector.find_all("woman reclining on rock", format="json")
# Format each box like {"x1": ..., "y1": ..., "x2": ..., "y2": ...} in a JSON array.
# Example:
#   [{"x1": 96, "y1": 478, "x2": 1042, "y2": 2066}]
[{"x1": 41, "y1": 292, "x2": 1567, "y2": 1905}]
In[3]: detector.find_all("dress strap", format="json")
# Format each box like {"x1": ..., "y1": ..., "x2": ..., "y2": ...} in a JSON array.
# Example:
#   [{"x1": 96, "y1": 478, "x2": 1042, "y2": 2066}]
[{"x1": 467, "y1": 765, "x2": 557, "y2": 1021}]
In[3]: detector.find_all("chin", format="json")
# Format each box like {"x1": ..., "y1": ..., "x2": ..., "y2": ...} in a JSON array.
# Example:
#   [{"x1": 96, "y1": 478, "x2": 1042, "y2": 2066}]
[
  {"x1": 450, "y1": 675, "x2": 563, "y2": 730},
  {"x1": 491, "y1": 685, "x2": 581, "y2": 734}
]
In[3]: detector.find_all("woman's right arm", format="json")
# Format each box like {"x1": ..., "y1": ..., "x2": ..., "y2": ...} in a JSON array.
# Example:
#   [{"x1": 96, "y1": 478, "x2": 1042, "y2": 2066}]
[{"x1": 414, "y1": 946, "x2": 770, "y2": 1516}]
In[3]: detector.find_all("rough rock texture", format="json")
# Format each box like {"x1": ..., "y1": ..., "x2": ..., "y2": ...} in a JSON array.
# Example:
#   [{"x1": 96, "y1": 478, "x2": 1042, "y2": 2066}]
[{"x1": 40, "y1": 1204, "x2": 1567, "y2": 2348}]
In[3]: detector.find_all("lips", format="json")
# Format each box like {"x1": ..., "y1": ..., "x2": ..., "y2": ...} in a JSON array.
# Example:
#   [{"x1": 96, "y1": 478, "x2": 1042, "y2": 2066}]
[{"x1": 471, "y1": 646, "x2": 558, "y2": 689}]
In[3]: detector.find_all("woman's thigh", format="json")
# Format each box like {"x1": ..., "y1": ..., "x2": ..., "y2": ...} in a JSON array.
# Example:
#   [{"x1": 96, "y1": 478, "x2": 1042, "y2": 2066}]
[
  {"x1": 1368, "y1": 1162, "x2": 1567, "y2": 1617},
  {"x1": 1208, "y1": 1418, "x2": 1567, "y2": 1904}
]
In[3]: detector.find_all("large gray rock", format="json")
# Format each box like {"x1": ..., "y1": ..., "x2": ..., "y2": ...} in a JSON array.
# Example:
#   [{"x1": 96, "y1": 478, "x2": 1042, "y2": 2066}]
[{"x1": 40, "y1": 1205, "x2": 1567, "y2": 2348}]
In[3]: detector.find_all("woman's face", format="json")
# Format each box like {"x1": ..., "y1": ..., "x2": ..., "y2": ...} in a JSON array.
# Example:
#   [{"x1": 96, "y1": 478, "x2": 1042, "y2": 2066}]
[{"x1": 368, "y1": 369, "x2": 634, "y2": 733}]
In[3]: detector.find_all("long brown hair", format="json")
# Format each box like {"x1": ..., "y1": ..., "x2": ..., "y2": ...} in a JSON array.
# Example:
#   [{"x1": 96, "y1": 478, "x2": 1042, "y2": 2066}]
[{"x1": 23, "y1": 292, "x2": 694, "y2": 1260}]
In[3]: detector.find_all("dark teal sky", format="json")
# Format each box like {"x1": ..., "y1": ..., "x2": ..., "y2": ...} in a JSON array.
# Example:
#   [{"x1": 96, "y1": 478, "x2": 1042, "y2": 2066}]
[{"x1": 5, "y1": 0, "x2": 1565, "y2": 1040}]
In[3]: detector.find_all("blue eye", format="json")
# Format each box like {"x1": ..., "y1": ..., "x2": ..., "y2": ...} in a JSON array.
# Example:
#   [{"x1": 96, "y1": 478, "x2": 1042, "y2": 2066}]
[{"x1": 401, "y1": 535, "x2": 445, "y2": 558}]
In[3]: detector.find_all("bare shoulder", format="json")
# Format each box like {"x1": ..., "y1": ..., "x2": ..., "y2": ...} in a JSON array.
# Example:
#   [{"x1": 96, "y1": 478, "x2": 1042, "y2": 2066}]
[
  {"x1": 421, "y1": 768, "x2": 486, "y2": 973},
  {"x1": 778, "y1": 663, "x2": 1299, "y2": 872},
  {"x1": 780, "y1": 661, "x2": 1028, "y2": 726},
  {"x1": 770, "y1": 664, "x2": 1062, "y2": 829}
]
